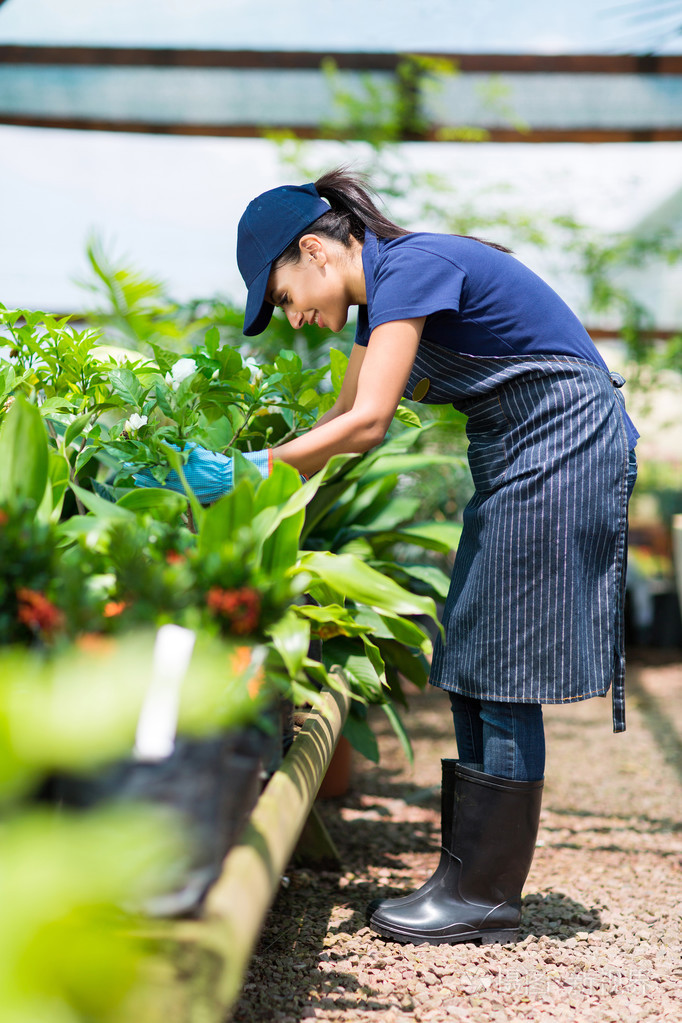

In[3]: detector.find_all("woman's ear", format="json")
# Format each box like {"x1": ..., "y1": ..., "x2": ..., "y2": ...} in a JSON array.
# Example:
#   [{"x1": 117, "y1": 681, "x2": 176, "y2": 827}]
[{"x1": 299, "y1": 235, "x2": 326, "y2": 265}]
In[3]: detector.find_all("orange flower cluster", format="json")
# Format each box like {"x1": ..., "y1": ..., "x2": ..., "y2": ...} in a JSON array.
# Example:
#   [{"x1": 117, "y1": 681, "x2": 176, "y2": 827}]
[
  {"x1": 16, "y1": 588, "x2": 64, "y2": 635},
  {"x1": 103, "y1": 600, "x2": 127, "y2": 618},
  {"x1": 206, "y1": 586, "x2": 261, "y2": 635},
  {"x1": 228, "y1": 645, "x2": 266, "y2": 699}
]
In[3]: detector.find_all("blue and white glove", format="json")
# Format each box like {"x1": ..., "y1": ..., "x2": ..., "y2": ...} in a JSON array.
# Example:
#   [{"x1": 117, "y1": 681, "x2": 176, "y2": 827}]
[{"x1": 132, "y1": 445, "x2": 271, "y2": 505}]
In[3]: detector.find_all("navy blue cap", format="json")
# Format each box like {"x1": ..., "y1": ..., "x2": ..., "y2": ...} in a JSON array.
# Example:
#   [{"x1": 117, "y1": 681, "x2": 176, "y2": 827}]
[{"x1": 237, "y1": 182, "x2": 330, "y2": 337}]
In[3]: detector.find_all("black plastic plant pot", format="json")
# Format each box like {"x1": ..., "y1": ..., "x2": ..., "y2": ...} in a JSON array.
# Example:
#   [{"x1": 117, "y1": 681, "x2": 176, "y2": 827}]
[{"x1": 52, "y1": 727, "x2": 268, "y2": 917}]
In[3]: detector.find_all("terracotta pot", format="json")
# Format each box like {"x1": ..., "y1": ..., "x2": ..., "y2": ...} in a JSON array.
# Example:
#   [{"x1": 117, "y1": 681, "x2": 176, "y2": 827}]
[{"x1": 318, "y1": 735, "x2": 352, "y2": 799}]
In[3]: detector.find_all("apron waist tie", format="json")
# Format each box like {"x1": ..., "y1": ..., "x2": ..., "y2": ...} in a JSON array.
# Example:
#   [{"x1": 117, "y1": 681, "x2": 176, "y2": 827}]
[{"x1": 612, "y1": 677, "x2": 626, "y2": 733}]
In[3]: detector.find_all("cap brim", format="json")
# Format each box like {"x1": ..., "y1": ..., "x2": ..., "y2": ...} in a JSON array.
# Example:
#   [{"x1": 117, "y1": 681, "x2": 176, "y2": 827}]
[{"x1": 243, "y1": 262, "x2": 274, "y2": 337}]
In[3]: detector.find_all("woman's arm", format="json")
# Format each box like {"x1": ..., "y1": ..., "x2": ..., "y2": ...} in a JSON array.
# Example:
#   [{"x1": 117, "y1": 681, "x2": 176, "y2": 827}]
[
  {"x1": 311, "y1": 342, "x2": 367, "y2": 429},
  {"x1": 273, "y1": 317, "x2": 425, "y2": 478}
]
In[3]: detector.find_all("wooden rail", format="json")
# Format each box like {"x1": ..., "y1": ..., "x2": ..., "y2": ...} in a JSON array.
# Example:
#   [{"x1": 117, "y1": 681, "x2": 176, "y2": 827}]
[
  {"x1": 134, "y1": 676, "x2": 352, "y2": 1022},
  {"x1": 2, "y1": 47, "x2": 682, "y2": 73}
]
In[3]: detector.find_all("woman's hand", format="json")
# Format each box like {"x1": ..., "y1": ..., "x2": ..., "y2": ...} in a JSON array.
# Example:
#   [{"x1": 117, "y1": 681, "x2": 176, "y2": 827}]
[{"x1": 132, "y1": 445, "x2": 271, "y2": 505}]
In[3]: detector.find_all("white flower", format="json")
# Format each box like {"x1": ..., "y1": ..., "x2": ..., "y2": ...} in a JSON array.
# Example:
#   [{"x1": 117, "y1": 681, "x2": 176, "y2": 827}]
[
  {"x1": 87, "y1": 573, "x2": 116, "y2": 599},
  {"x1": 165, "y1": 357, "x2": 197, "y2": 391},
  {"x1": 125, "y1": 413, "x2": 148, "y2": 432},
  {"x1": 244, "y1": 357, "x2": 263, "y2": 386}
]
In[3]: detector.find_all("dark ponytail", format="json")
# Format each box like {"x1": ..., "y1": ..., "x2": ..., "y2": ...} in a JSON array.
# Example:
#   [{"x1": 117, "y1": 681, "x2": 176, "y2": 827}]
[
  {"x1": 314, "y1": 167, "x2": 411, "y2": 242},
  {"x1": 273, "y1": 167, "x2": 510, "y2": 269}
]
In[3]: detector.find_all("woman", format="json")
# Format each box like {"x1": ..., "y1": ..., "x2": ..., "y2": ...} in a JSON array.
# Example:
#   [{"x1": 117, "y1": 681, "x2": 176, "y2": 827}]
[{"x1": 137, "y1": 169, "x2": 638, "y2": 946}]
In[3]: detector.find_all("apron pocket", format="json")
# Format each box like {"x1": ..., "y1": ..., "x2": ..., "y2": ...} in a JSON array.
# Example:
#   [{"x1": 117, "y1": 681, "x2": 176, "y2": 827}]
[{"x1": 467, "y1": 432, "x2": 510, "y2": 493}]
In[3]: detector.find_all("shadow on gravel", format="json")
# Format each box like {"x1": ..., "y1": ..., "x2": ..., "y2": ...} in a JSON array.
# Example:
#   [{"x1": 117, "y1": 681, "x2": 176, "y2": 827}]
[
  {"x1": 628, "y1": 669, "x2": 682, "y2": 785},
  {"x1": 546, "y1": 805, "x2": 682, "y2": 834},
  {"x1": 520, "y1": 891, "x2": 603, "y2": 939},
  {"x1": 232, "y1": 814, "x2": 606, "y2": 1022},
  {"x1": 231, "y1": 863, "x2": 409, "y2": 1023},
  {"x1": 326, "y1": 883, "x2": 605, "y2": 947}
]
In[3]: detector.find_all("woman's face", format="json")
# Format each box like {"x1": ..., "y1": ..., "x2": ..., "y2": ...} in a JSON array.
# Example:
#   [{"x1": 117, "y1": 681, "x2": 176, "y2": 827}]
[{"x1": 266, "y1": 235, "x2": 363, "y2": 334}]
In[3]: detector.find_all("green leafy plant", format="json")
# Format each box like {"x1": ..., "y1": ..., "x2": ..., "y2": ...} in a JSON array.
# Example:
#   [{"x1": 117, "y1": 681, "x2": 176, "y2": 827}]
[
  {"x1": 0, "y1": 332, "x2": 451, "y2": 763},
  {"x1": 0, "y1": 629, "x2": 204, "y2": 1022},
  {"x1": 0, "y1": 806, "x2": 179, "y2": 1023}
]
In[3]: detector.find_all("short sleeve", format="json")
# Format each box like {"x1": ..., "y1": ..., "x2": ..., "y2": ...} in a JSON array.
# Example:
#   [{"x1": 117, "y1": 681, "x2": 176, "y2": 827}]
[{"x1": 369, "y1": 243, "x2": 467, "y2": 333}]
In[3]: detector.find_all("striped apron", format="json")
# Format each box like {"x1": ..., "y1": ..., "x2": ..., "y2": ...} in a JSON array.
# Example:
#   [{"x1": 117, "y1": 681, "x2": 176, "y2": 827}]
[{"x1": 404, "y1": 342, "x2": 632, "y2": 732}]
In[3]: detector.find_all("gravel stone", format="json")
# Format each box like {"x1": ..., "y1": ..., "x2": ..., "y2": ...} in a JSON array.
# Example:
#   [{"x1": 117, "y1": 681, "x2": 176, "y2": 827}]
[{"x1": 231, "y1": 651, "x2": 682, "y2": 1023}]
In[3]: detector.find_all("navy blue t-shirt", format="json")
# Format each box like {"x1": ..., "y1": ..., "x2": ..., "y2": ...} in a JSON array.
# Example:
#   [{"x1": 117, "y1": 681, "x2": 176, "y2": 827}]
[{"x1": 355, "y1": 230, "x2": 638, "y2": 447}]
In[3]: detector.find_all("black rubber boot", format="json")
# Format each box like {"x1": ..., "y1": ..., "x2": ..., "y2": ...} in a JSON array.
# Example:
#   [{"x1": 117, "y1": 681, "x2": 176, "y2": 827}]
[
  {"x1": 366, "y1": 758, "x2": 459, "y2": 922},
  {"x1": 368, "y1": 763, "x2": 543, "y2": 945}
]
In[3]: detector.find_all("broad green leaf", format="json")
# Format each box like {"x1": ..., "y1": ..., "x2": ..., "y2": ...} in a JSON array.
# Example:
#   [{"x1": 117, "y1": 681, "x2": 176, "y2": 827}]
[
  {"x1": 56, "y1": 515, "x2": 114, "y2": 544},
  {"x1": 91, "y1": 343, "x2": 152, "y2": 367},
  {"x1": 394, "y1": 563, "x2": 452, "y2": 600},
  {"x1": 342, "y1": 712, "x2": 379, "y2": 763},
  {"x1": 322, "y1": 638, "x2": 384, "y2": 699},
  {"x1": 304, "y1": 580, "x2": 343, "y2": 608},
  {"x1": 361, "y1": 635, "x2": 387, "y2": 685},
  {"x1": 253, "y1": 460, "x2": 301, "y2": 513},
  {"x1": 232, "y1": 448, "x2": 265, "y2": 489},
  {"x1": 267, "y1": 609, "x2": 310, "y2": 677},
  {"x1": 107, "y1": 366, "x2": 145, "y2": 407},
  {"x1": 359, "y1": 452, "x2": 463, "y2": 482},
  {"x1": 154, "y1": 382, "x2": 174, "y2": 418},
  {"x1": 39, "y1": 397, "x2": 73, "y2": 413},
  {"x1": 354, "y1": 608, "x2": 433, "y2": 654},
  {"x1": 199, "y1": 479, "x2": 254, "y2": 556},
  {"x1": 117, "y1": 487, "x2": 188, "y2": 520},
  {"x1": 301, "y1": 478, "x2": 356, "y2": 542},
  {"x1": 0, "y1": 360, "x2": 16, "y2": 399},
  {"x1": 35, "y1": 477, "x2": 53, "y2": 525},
  {"x1": 381, "y1": 702, "x2": 414, "y2": 764},
  {"x1": 47, "y1": 450, "x2": 71, "y2": 522},
  {"x1": 161, "y1": 442, "x2": 205, "y2": 529},
  {"x1": 204, "y1": 325, "x2": 220, "y2": 357},
  {"x1": 329, "y1": 347, "x2": 348, "y2": 395},
  {"x1": 391, "y1": 521, "x2": 463, "y2": 553},
  {"x1": 377, "y1": 638, "x2": 430, "y2": 689},
  {"x1": 70, "y1": 484, "x2": 134, "y2": 520},
  {"x1": 64, "y1": 412, "x2": 93, "y2": 448},
  {"x1": 350, "y1": 495, "x2": 422, "y2": 533},
  {"x1": 301, "y1": 657, "x2": 332, "y2": 689},
  {"x1": 299, "y1": 551, "x2": 439, "y2": 623},
  {"x1": 247, "y1": 465, "x2": 316, "y2": 558},
  {"x1": 393, "y1": 403, "x2": 423, "y2": 428},
  {"x1": 295, "y1": 604, "x2": 371, "y2": 638},
  {"x1": 261, "y1": 505, "x2": 305, "y2": 575},
  {"x1": 74, "y1": 445, "x2": 98, "y2": 476},
  {"x1": 337, "y1": 473, "x2": 397, "y2": 526},
  {"x1": 336, "y1": 536, "x2": 374, "y2": 558},
  {"x1": 0, "y1": 394, "x2": 48, "y2": 513},
  {"x1": 298, "y1": 451, "x2": 366, "y2": 541}
]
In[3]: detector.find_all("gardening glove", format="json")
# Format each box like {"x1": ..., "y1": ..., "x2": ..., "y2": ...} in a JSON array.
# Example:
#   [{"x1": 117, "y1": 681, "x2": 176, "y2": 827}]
[{"x1": 132, "y1": 444, "x2": 271, "y2": 505}]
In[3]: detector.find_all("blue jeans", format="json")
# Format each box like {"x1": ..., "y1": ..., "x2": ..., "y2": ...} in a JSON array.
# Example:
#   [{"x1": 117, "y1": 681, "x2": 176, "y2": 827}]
[{"x1": 449, "y1": 692, "x2": 545, "y2": 782}]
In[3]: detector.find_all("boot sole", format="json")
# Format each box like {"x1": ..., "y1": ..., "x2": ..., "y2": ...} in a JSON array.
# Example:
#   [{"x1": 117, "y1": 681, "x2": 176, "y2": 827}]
[{"x1": 369, "y1": 918, "x2": 520, "y2": 946}]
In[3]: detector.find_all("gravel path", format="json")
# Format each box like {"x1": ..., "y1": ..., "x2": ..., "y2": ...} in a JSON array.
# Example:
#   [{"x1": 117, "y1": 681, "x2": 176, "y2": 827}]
[{"x1": 232, "y1": 651, "x2": 682, "y2": 1023}]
